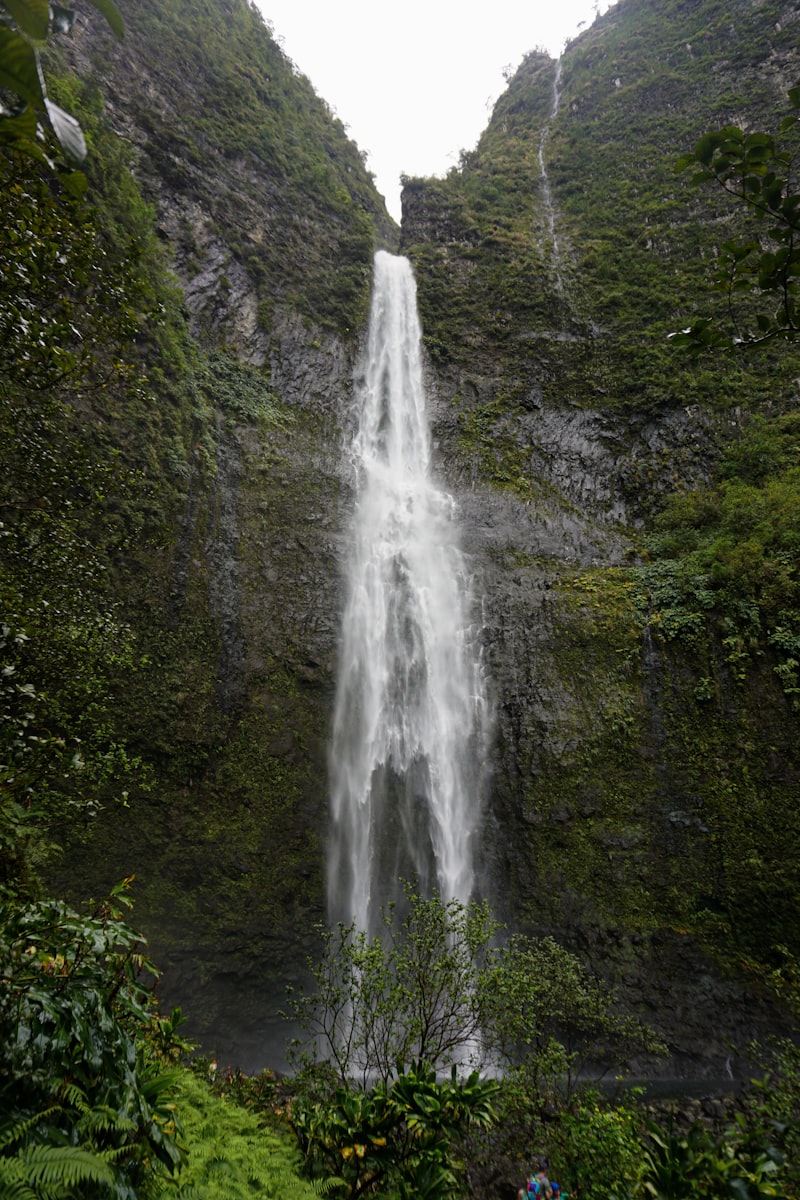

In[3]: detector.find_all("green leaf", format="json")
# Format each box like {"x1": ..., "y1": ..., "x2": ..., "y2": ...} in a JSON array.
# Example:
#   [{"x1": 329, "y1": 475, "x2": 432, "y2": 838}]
[
  {"x1": 673, "y1": 152, "x2": 696, "y2": 173},
  {"x1": 694, "y1": 130, "x2": 726, "y2": 166},
  {"x1": 744, "y1": 132, "x2": 775, "y2": 153},
  {"x1": 82, "y1": 0, "x2": 123, "y2": 38},
  {"x1": 0, "y1": 102, "x2": 38, "y2": 143},
  {"x1": 0, "y1": 26, "x2": 44, "y2": 105},
  {"x1": 60, "y1": 166, "x2": 88, "y2": 198},
  {"x1": 1, "y1": 0, "x2": 49, "y2": 39}
]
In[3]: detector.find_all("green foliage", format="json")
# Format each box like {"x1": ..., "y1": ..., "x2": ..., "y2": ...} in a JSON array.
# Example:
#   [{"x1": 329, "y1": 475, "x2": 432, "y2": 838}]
[
  {"x1": 170, "y1": 1070, "x2": 318, "y2": 1199},
  {"x1": 555, "y1": 1093, "x2": 642, "y2": 1200},
  {"x1": 0, "y1": 1140, "x2": 116, "y2": 1199},
  {"x1": 742, "y1": 1039, "x2": 800, "y2": 1197},
  {"x1": 479, "y1": 936, "x2": 666, "y2": 1103},
  {"x1": 288, "y1": 891, "x2": 663, "y2": 1200},
  {"x1": 202, "y1": 352, "x2": 289, "y2": 426},
  {"x1": 628, "y1": 1115, "x2": 788, "y2": 1199},
  {"x1": 671, "y1": 85, "x2": 800, "y2": 350},
  {"x1": 0, "y1": 0, "x2": 122, "y2": 165},
  {"x1": 0, "y1": 151, "x2": 145, "y2": 390},
  {"x1": 287, "y1": 889, "x2": 500, "y2": 1089},
  {"x1": 289, "y1": 891, "x2": 662, "y2": 1091},
  {"x1": 0, "y1": 94, "x2": 212, "y2": 893},
  {"x1": 636, "y1": 411, "x2": 800, "y2": 695},
  {"x1": 0, "y1": 879, "x2": 186, "y2": 1197},
  {"x1": 291, "y1": 1063, "x2": 498, "y2": 1200}
]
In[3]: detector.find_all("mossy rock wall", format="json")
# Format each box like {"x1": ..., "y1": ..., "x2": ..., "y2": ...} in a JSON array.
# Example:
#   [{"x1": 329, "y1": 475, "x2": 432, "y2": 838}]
[
  {"x1": 33, "y1": 0, "x2": 800, "y2": 1074},
  {"x1": 401, "y1": 0, "x2": 800, "y2": 1073}
]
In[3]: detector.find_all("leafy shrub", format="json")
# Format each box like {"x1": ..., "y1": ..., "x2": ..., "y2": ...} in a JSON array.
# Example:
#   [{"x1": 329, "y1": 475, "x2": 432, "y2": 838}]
[{"x1": 0, "y1": 879, "x2": 185, "y2": 1198}]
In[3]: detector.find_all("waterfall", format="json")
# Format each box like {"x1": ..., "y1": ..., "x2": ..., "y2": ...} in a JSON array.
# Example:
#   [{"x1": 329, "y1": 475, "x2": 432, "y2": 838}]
[
  {"x1": 537, "y1": 59, "x2": 565, "y2": 295},
  {"x1": 328, "y1": 251, "x2": 491, "y2": 935}
]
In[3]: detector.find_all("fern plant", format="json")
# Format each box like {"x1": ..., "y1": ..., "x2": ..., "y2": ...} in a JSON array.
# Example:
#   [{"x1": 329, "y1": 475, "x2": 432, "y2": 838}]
[
  {"x1": 0, "y1": 1141, "x2": 115, "y2": 1200},
  {"x1": 170, "y1": 1072, "x2": 318, "y2": 1199}
]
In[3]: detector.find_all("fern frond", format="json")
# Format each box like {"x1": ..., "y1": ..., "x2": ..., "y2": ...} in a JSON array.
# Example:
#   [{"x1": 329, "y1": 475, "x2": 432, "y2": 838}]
[
  {"x1": 99, "y1": 1141, "x2": 137, "y2": 1165},
  {"x1": 0, "y1": 1109, "x2": 62, "y2": 1152},
  {"x1": 312, "y1": 1174, "x2": 347, "y2": 1196},
  {"x1": 76, "y1": 1104, "x2": 136, "y2": 1138},
  {"x1": 0, "y1": 1157, "x2": 38, "y2": 1200},
  {"x1": 19, "y1": 1144, "x2": 115, "y2": 1190},
  {"x1": 57, "y1": 1081, "x2": 90, "y2": 1113}
]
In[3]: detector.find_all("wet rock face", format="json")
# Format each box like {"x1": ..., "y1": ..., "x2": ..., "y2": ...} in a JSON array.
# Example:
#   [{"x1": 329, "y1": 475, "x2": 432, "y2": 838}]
[
  {"x1": 269, "y1": 308, "x2": 355, "y2": 415},
  {"x1": 403, "y1": 357, "x2": 788, "y2": 1078},
  {"x1": 159, "y1": 196, "x2": 270, "y2": 365},
  {"x1": 401, "y1": 181, "x2": 480, "y2": 247}
]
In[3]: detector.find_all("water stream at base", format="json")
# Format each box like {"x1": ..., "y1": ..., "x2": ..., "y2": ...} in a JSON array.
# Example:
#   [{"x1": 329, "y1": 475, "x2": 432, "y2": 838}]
[{"x1": 328, "y1": 251, "x2": 491, "y2": 935}]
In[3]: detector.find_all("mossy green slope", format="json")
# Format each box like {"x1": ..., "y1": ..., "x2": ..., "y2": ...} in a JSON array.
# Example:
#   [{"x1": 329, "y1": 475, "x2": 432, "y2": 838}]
[
  {"x1": 174, "y1": 1070, "x2": 318, "y2": 1198},
  {"x1": 402, "y1": 0, "x2": 800, "y2": 1055},
  {"x1": 63, "y1": 0, "x2": 396, "y2": 343}
]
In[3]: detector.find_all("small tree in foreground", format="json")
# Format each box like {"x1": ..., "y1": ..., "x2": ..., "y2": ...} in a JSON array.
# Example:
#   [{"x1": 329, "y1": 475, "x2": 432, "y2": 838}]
[
  {"x1": 286, "y1": 889, "x2": 665, "y2": 1199},
  {"x1": 287, "y1": 890, "x2": 498, "y2": 1091},
  {"x1": 288, "y1": 888, "x2": 662, "y2": 1090}
]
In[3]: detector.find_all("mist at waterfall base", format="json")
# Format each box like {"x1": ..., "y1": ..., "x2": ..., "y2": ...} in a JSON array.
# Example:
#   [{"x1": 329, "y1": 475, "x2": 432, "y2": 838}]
[{"x1": 328, "y1": 251, "x2": 492, "y2": 936}]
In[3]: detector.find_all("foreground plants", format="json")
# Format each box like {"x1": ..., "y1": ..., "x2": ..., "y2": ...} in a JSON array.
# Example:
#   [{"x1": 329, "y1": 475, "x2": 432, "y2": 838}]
[
  {"x1": 285, "y1": 888, "x2": 665, "y2": 1199},
  {"x1": 0, "y1": 878, "x2": 186, "y2": 1198},
  {"x1": 291, "y1": 1062, "x2": 498, "y2": 1200},
  {"x1": 623, "y1": 1115, "x2": 789, "y2": 1200}
]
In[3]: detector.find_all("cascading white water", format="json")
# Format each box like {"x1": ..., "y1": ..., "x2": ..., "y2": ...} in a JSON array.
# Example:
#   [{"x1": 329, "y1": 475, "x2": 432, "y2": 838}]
[{"x1": 328, "y1": 251, "x2": 491, "y2": 935}]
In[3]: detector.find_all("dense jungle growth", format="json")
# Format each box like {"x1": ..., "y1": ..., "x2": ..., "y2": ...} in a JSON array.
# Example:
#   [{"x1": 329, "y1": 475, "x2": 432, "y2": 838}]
[{"x1": 2, "y1": 0, "x2": 800, "y2": 1193}]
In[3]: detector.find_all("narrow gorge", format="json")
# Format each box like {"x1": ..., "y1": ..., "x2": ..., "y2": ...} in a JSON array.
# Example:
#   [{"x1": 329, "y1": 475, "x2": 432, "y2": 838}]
[{"x1": 3, "y1": 0, "x2": 799, "y2": 1085}]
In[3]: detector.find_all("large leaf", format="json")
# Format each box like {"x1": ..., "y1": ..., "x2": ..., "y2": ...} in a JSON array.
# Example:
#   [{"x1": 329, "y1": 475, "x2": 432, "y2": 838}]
[
  {"x1": 0, "y1": 102, "x2": 37, "y2": 141},
  {"x1": 83, "y1": 0, "x2": 123, "y2": 38},
  {"x1": 44, "y1": 97, "x2": 86, "y2": 162},
  {"x1": 1, "y1": 0, "x2": 49, "y2": 40},
  {"x1": 0, "y1": 25, "x2": 44, "y2": 105},
  {"x1": 0, "y1": 105, "x2": 53, "y2": 164}
]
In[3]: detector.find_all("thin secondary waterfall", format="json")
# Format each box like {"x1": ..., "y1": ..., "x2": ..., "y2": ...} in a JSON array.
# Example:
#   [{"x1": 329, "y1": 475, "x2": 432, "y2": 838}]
[
  {"x1": 538, "y1": 59, "x2": 565, "y2": 295},
  {"x1": 328, "y1": 251, "x2": 490, "y2": 935}
]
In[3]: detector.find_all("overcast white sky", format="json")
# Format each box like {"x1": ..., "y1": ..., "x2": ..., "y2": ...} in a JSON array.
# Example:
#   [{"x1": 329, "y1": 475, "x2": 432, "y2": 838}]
[{"x1": 256, "y1": 1, "x2": 618, "y2": 221}]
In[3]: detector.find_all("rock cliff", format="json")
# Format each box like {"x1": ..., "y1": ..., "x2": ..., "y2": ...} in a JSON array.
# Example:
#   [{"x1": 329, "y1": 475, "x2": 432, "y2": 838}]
[{"x1": 30, "y1": 0, "x2": 800, "y2": 1073}]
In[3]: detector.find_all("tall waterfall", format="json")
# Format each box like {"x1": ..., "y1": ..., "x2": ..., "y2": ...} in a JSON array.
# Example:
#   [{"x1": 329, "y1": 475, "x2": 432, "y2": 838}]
[{"x1": 328, "y1": 251, "x2": 491, "y2": 935}]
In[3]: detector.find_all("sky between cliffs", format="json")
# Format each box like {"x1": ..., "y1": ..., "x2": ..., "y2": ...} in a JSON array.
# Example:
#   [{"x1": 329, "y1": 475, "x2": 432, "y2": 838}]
[{"x1": 257, "y1": 0, "x2": 618, "y2": 222}]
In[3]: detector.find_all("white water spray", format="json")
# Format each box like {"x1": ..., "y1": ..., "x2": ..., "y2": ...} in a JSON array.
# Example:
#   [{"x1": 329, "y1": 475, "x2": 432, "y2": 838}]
[{"x1": 328, "y1": 251, "x2": 491, "y2": 935}]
